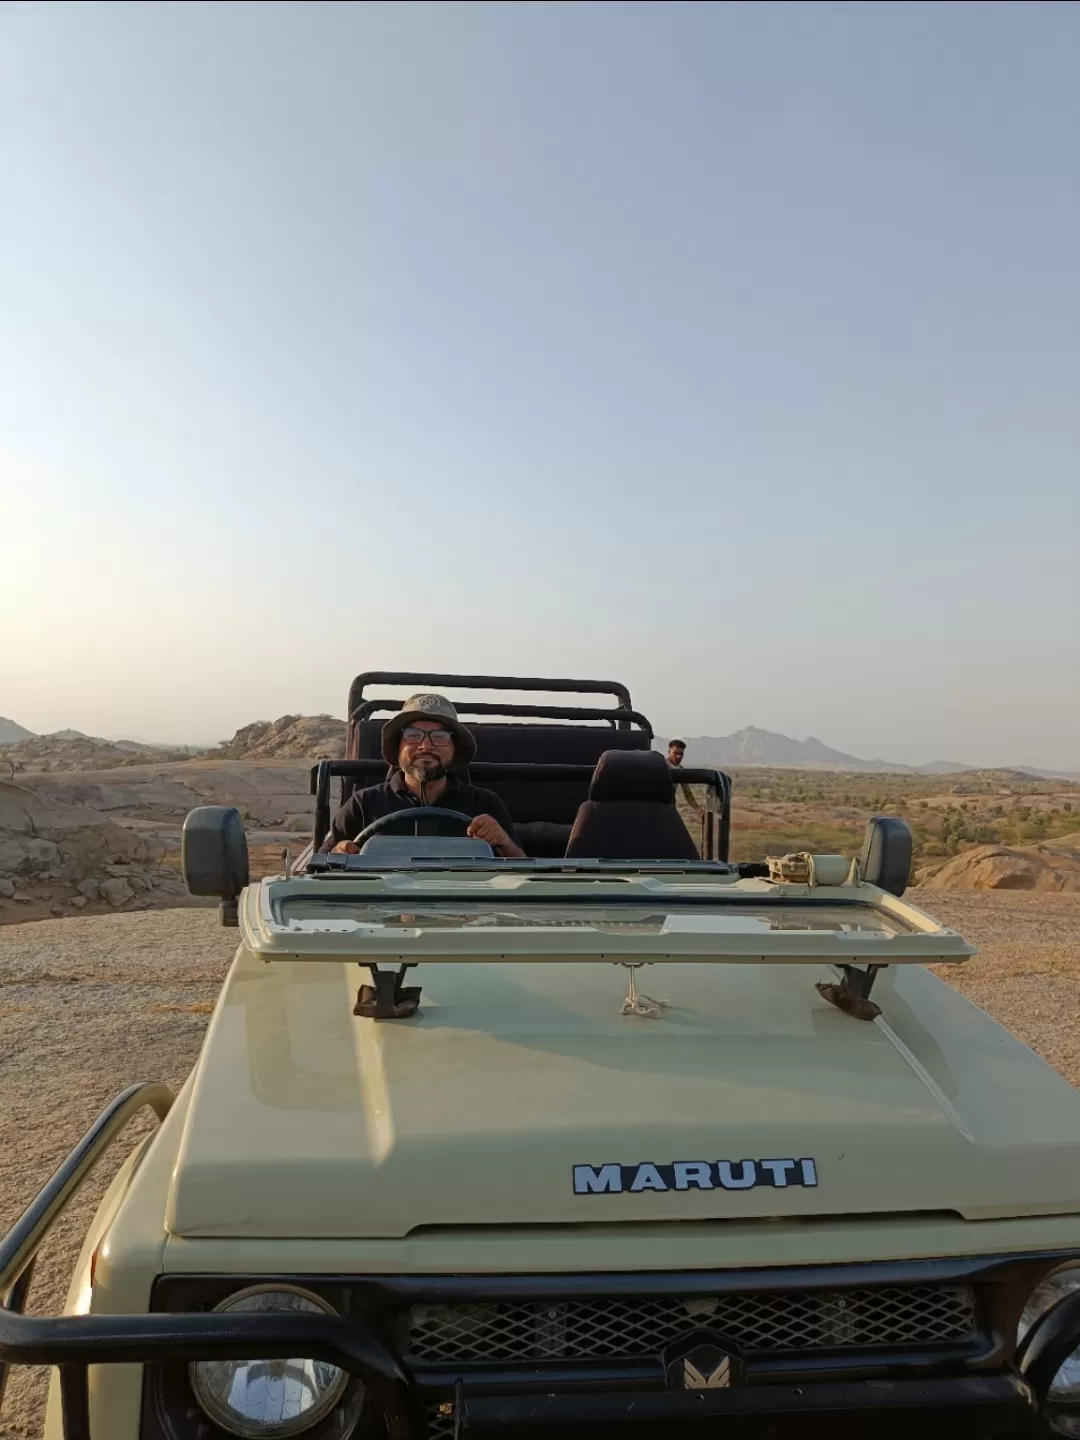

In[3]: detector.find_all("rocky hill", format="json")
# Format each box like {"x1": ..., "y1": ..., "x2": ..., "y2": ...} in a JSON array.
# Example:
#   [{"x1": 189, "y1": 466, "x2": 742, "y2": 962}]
[
  {"x1": 0, "y1": 716, "x2": 34, "y2": 745},
  {"x1": 211, "y1": 713, "x2": 346, "y2": 760},
  {"x1": 918, "y1": 834, "x2": 1080, "y2": 892},
  {"x1": 0, "y1": 732, "x2": 191, "y2": 773}
]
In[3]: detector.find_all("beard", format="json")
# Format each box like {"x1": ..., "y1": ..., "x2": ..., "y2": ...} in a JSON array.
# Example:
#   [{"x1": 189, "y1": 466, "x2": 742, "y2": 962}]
[{"x1": 403, "y1": 756, "x2": 447, "y2": 784}]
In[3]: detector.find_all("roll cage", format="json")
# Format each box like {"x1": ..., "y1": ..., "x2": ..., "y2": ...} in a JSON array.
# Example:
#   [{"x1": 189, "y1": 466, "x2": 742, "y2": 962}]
[{"x1": 313, "y1": 670, "x2": 732, "y2": 862}]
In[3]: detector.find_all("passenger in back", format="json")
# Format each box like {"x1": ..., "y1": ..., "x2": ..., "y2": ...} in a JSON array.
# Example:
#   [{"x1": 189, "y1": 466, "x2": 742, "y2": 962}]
[{"x1": 666, "y1": 739, "x2": 702, "y2": 813}]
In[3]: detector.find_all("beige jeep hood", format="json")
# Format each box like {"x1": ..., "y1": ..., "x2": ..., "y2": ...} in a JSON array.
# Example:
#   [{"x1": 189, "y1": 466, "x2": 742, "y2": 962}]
[{"x1": 166, "y1": 950, "x2": 1080, "y2": 1238}]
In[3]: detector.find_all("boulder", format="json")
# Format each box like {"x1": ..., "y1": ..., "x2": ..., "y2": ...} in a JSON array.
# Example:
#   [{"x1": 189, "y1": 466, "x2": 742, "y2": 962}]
[
  {"x1": 0, "y1": 781, "x2": 152, "y2": 899},
  {"x1": 25, "y1": 838, "x2": 61, "y2": 871},
  {"x1": 0, "y1": 836, "x2": 30, "y2": 873},
  {"x1": 53, "y1": 816, "x2": 150, "y2": 872},
  {"x1": 99, "y1": 877, "x2": 134, "y2": 908},
  {"x1": 76, "y1": 876, "x2": 101, "y2": 901},
  {"x1": 0, "y1": 878, "x2": 14, "y2": 899},
  {"x1": 0, "y1": 783, "x2": 36, "y2": 834},
  {"x1": 919, "y1": 843, "x2": 1080, "y2": 892},
  {"x1": 69, "y1": 895, "x2": 87, "y2": 909}
]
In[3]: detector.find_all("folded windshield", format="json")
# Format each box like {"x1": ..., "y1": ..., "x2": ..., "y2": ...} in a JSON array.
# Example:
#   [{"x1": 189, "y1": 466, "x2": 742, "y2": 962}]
[{"x1": 272, "y1": 898, "x2": 917, "y2": 938}]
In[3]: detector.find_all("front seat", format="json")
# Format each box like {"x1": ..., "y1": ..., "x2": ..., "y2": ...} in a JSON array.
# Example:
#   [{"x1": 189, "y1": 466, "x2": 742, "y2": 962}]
[{"x1": 564, "y1": 750, "x2": 700, "y2": 860}]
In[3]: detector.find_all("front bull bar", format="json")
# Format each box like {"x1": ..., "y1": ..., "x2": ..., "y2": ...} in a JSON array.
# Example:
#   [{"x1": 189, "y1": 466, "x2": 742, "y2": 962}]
[{"x1": 0, "y1": 1084, "x2": 425, "y2": 1439}]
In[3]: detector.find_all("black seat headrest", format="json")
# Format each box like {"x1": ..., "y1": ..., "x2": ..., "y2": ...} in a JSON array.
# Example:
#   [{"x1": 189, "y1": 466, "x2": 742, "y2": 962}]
[{"x1": 589, "y1": 749, "x2": 674, "y2": 804}]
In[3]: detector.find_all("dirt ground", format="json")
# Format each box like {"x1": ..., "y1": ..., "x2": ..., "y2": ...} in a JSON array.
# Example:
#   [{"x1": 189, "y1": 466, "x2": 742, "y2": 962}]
[
  {"x1": 915, "y1": 888, "x2": 1080, "y2": 1087},
  {"x1": 0, "y1": 911, "x2": 238, "y2": 1440},
  {"x1": 2, "y1": 892, "x2": 1080, "y2": 1438}
]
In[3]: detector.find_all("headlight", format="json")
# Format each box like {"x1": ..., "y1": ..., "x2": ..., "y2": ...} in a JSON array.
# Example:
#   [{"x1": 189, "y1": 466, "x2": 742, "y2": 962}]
[
  {"x1": 190, "y1": 1285, "x2": 355, "y2": 1437},
  {"x1": 1019, "y1": 1266, "x2": 1080, "y2": 1429}
]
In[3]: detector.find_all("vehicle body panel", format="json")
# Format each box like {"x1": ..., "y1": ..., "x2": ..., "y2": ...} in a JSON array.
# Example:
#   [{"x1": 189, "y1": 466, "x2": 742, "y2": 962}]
[{"x1": 164, "y1": 932, "x2": 1080, "y2": 1239}]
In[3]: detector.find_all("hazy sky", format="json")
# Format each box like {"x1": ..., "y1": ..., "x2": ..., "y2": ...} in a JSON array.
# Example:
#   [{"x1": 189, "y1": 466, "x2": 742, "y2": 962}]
[{"x1": 2, "y1": 1, "x2": 1078, "y2": 766}]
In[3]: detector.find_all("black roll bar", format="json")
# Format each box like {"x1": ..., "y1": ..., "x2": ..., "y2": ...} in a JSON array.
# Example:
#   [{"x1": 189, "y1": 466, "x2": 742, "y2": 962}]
[
  {"x1": 0, "y1": 1086, "x2": 425, "y2": 1440},
  {"x1": 348, "y1": 673, "x2": 634, "y2": 728},
  {"x1": 350, "y1": 699, "x2": 654, "y2": 732}
]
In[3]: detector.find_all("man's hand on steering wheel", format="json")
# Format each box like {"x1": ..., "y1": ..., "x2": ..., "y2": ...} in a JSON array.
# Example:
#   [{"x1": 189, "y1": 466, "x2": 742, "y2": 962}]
[
  {"x1": 467, "y1": 813, "x2": 519, "y2": 855},
  {"x1": 331, "y1": 807, "x2": 525, "y2": 858}
]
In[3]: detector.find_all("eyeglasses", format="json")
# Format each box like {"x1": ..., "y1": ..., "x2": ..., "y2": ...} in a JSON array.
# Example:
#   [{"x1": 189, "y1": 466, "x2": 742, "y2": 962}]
[{"x1": 400, "y1": 726, "x2": 454, "y2": 748}]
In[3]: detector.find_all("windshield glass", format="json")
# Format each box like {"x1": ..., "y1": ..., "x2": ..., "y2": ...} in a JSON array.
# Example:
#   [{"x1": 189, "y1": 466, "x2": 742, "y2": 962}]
[{"x1": 271, "y1": 897, "x2": 916, "y2": 937}]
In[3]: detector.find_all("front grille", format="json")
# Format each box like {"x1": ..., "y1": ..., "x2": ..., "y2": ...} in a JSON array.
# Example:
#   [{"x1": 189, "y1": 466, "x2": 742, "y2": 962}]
[
  {"x1": 407, "y1": 1284, "x2": 977, "y2": 1364},
  {"x1": 427, "y1": 1406, "x2": 456, "y2": 1439}
]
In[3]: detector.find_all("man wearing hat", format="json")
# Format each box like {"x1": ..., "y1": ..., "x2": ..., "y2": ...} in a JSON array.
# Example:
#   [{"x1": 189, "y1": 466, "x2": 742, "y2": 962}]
[{"x1": 322, "y1": 693, "x2": 525, "y2": 857}]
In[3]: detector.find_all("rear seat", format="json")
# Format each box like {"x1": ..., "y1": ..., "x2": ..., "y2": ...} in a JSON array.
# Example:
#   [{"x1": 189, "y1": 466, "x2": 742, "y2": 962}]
[{"x1": 352, "y1": 719, "x2": 650, "y2": 856}]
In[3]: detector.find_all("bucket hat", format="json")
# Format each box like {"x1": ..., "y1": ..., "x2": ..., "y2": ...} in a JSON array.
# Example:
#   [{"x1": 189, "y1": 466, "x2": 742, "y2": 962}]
[{"x1": 380, "y1": 693, "x2": 477, "y2": 771}]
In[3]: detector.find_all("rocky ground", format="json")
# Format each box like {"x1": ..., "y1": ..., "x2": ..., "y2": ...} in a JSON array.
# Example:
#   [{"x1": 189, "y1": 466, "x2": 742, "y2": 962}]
[
  {"x1": 0, "y1": 717, "x2": 344, "y2": 928},
  {"x1": 0, "y1": 761, "x2": 315, "y2": 926},
  {"x1": 1, "y1": 892, "x2": 1079, "y2": 1437},
  {"x1": 921, "y1": 888, "x2": 1080, "y2": 1084}
]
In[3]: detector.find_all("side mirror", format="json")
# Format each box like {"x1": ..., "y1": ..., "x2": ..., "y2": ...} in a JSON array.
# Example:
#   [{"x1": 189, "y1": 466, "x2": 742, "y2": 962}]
[
  {"x1": 860, "y1": 816, "x2": 913, "y2": 897},
  {"x1": 182, "y1": 806, "x2": 250, "y2": 926}
]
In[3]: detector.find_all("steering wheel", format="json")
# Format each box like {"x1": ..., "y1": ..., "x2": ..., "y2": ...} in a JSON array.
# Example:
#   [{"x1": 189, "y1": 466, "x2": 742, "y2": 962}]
[{"x1": 353, "y1": 806, "x2": 475, "y2": 847}]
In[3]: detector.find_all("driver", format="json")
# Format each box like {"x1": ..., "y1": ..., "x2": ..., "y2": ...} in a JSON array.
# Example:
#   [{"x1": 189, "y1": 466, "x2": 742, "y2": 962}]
[{"x1": 322, "y1": 693, "x2": 526, "y2": 857}]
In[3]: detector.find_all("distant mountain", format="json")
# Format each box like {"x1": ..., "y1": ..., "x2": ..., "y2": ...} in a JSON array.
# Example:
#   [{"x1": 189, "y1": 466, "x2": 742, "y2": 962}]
[
  {"x1": 670, "y1": 728, "x2": 1078, "y2": 778},
  {"x1": 103, "y1": 733, "x2": 206, "y2": 750},
  {"x1": 676, "y1": 726, "x2": 913, "y2": 774},
  {"x1": 1002, "y1": 764, "x2": 1080, "y2": 782},
  {"x1": 0, "y1": 717, "x2": 35, "y2": 746}
]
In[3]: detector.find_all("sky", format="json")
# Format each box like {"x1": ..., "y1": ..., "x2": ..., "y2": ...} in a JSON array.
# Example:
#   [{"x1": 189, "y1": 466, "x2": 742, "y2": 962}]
[{"x1": 1, "y1": 1, "x2": 1078, "y2": 768}]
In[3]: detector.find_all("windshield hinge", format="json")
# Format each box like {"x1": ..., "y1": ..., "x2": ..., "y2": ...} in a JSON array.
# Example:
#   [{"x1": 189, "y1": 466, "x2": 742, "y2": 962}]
[
  {"x1": 815, "y1": 963, "x2": 883, "y2": 1021},
  {"x1": 353, "y1": 963, "x2": 422, "y2": 1019}
]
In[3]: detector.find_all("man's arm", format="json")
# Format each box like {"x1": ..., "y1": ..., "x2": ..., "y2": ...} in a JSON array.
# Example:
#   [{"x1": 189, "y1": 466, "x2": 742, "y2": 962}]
[
  {"x1": 679, "y1": 780, "x2": 703, "y2": 813},
  {"x1": 320, "y1": 793, "x2": 364, "y2": 853}
]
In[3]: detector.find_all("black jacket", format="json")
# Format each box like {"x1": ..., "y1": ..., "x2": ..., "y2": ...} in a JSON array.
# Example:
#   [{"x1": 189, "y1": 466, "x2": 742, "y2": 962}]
[{"x1": 321, "y1": 769, "x2": 518, "y2": 850}]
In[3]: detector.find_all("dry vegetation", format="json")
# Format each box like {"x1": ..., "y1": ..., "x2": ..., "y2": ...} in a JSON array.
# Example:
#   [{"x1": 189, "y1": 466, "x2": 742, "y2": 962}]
[{"x1": 677, "y1": 766, "x2": 1080, "y2": 871}]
